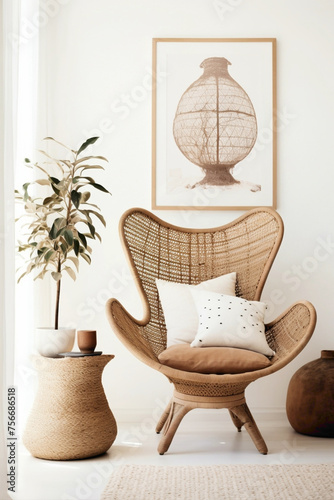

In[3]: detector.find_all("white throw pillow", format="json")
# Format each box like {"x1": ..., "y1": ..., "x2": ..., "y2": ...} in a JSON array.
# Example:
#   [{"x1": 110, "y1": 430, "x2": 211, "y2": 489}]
[
  {"x1": 156, "y1": 272, "x2": 236, "y2": 347},
  {"x1": 190, "y1": 290, "x2": 274, "y2": 357}
]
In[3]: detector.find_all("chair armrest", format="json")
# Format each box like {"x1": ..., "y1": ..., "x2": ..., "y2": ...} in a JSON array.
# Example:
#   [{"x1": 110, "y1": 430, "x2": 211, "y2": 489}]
[
  {"x1": 105, "y1": 298, "x2": 160, "y2": 369},
  {"x1": 265, "y1": 300, "x2": 317, "y2": 371}
]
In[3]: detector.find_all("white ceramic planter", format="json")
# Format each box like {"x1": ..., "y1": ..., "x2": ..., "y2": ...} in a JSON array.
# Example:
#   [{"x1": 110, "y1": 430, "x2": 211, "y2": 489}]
[{"x1": 35, "y1": 328, "x2": 76, "y2": 357}]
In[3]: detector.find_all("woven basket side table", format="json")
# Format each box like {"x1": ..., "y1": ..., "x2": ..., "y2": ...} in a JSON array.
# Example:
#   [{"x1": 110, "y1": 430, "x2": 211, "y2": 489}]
[{"x1": 23, "y1": 354, "x2": 117, "y2": 460}]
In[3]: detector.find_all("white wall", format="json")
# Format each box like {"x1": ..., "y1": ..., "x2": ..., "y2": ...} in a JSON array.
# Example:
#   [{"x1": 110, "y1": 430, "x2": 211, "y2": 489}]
[{"x1": 25, "y1": 0, "x2": 334, "y2": 417}]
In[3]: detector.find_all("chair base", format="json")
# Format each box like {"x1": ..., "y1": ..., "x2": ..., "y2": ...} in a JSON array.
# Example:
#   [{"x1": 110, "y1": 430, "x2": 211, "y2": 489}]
[{"x1": 156, "y1": 390, "x2": 268, "y2": 455}]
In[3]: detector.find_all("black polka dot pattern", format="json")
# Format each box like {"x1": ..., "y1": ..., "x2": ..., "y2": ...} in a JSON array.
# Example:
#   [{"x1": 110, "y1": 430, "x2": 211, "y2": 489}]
[{"x1": 190, "y1": 290, "x2": 274, "y2": 356}]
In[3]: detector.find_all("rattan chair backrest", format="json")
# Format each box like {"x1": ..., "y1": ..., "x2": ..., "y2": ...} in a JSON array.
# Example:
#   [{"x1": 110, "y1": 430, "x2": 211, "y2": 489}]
[{"x1": 120, "y1": 207, "x2": 283, "y2": 355}]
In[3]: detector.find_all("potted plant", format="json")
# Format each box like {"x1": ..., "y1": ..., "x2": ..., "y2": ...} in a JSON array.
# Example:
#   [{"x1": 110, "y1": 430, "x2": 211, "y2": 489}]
[{"x1": 15, "y1": 136, "x2": 110, "y2": 356}]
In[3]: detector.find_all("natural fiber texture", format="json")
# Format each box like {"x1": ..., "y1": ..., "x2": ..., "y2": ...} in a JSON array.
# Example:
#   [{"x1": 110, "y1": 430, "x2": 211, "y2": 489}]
[
  {"x1": 23, "y1": 355, "x2": 117, "y2": 460},
  {"x1": 101, "y1": 464, "x2": 334, "y2": 500},
  {"x1": 106, "y1": 208, "x2": 316, "y2": 454},
  {"x1": 128, "y1": 208, "x2": 281, "y2": 354}
]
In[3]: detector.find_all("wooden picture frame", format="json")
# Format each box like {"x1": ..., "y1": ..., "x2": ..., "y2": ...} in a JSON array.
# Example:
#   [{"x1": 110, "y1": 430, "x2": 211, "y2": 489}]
[{"x1": 152, "y1": 38, "x2": 277, "y2": 210}]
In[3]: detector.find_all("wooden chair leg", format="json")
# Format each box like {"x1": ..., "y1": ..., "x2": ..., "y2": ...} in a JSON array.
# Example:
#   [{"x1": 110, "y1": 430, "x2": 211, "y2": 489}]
[
  {"x1": 156, "y1": 400, "x2": 172, "y2": 434},
  {"x1": 230, "y1": 403, "x2": 268, "y2": 455},
  {"x1": 157, "y1": 402, "x2": 190, "y2": 455},
  {"x1": 228, "y1": 409, "x2": 244, "y2": 432}
]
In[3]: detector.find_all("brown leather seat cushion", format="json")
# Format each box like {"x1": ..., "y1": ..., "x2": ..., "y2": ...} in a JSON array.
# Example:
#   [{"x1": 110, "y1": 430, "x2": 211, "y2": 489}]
[{"x1": 158, "y1": 344, "x2": 271, "y2": 374}]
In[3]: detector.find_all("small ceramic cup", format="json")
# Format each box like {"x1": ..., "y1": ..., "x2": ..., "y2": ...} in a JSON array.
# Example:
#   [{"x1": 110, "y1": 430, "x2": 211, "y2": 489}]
[{"x1": 77, "y1": 330, "x2": 97, "y2": 353}]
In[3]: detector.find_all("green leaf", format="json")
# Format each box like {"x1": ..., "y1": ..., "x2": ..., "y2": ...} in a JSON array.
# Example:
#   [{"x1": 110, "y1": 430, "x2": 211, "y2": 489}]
[
  {"x1": 43, "y1": 137, "x2": 74, "y2": 152},
  {"x1": 67, "y1": 256, "x2": 79, "y2": 271},
  {"x1": 83, "y1": 176, "x2": 96, "y2": 183},
  {"x1": 79, "y1": 165, "x2": 105, "y2": 173},
  {"x1": 75, "y1": 155, "x2": 108, "y2": 165},
  {"x1": 43, "y1": 196, "x2": 56, "y2": 205},
  {"x1": 78, "y1": 209, "x2": 92, "y2": 224},
  {"x1": 71, "y1": 190, "x2": 82, "y2": 209},
  {"x1": 50, "y1": 176, "x2": 60, "y2": 185},
  {"x1": 33, "y1": 163, "x2": 50, "y2": 176},
  {"x1": 64, "y1": 266, "x2": 76, "y2": 281},
  {"x1": 51, "y1": 271, "x2": 62, "y2": 281},
  {"x1": 77, "y1": 137, "x2": 99, "y2": 156},
  {"x1": 87, "y1": 222, "x2": 95, "y2": 237},
  {"x1": 60, "y1": 243, "x2": 68, "y2": 254},
  {"x1": 44, "y1": 249, "x2": 55, "y2": 262},
  {"x1": 89, "y1": 210, "x2": 106, "y2": 226},
  {"x1": 82, "y1": 202, "x2": 101, "y2": 209},
  {"x1": 77, "y1": 231, "x2": 87, "y2": 248},
  {"x1": 49, "y1": 217, "x2": 66, "y2": 240},
  {"x1": 34, "y1": 269, "x2": 48, "y2": 280},
  {"x1": 35, "y1": 179, "x2": 50, "y2": 186},
  {"x1": 56, "y1": 217, "x2": 67, "y2": 228},
  {"x1": 37, "y1": 246, "x2": 48, "y2": 256},
  {"x1": 51, "y1": 184, "x2": 60, "y2": 196},
  {"x1": 25, "y1": 158, "x2": 31, "y2": 163},
  {"x1": 81, "y1": 191, "x2": 91, "y2": 203},
  {"x1": 90, "y1": 183, "x2": 110, "y2": 194},
  {"x1": 63, "y1": 229, "x2": 74, "y2": 246},
  {"x1": 22, "y1": 183, "x2": 30, "y2": 202},
  {"x1": 80, "y1": 252, "x2": 91, "y2": 264},
  {"x1": 73, "y1": 239, "x2": 80, "y2": 256},
  {"x1": 54, "y1": 179, "x2": 67, "y2": 190},
  {"x1": 17, "y1": 271, "x2": 27, "y2": 283}
]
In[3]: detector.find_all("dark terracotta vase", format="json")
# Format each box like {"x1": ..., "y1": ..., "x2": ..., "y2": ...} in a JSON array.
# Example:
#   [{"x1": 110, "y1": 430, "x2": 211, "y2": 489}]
[{"x1": 286, "y1": 350, "x2": 334, "y2": 437}]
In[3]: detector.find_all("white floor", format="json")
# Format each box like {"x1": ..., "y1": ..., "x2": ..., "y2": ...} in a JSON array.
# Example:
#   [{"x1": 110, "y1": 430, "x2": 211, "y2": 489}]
[{"x1": 12, "y1": 410, "x2": 334, "y2": 500}]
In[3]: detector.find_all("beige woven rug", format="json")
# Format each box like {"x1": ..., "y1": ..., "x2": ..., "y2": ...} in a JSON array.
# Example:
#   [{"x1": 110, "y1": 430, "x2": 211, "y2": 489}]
[{"x1": 101, "y1": 463, "x2": 334, "y2": 500}]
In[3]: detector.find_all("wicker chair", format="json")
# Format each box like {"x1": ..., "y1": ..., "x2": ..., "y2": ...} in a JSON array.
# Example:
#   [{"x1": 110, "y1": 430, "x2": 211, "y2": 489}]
[{"x1": 106, "y1": 207, "x2": 316, "y2": 455}]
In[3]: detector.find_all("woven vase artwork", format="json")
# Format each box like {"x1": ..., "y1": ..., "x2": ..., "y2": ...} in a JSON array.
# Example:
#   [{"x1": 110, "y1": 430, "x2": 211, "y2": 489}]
[
  {"x1": 173, "y1": 57, "x2": 257, "y2": 187},
  {"x1": 23, "y1": 355, "x2": 117, "y2": 460}
]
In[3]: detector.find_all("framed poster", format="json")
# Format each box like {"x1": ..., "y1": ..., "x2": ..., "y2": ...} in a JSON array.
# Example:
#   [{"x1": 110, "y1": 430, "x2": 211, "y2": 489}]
[{"x1": 152, "y1": 38, "x2": 277, "y2": 210}]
